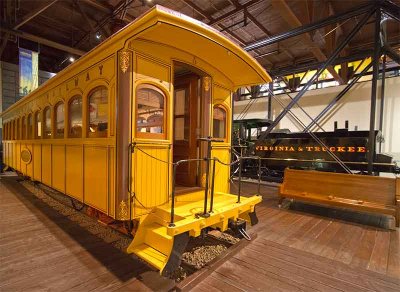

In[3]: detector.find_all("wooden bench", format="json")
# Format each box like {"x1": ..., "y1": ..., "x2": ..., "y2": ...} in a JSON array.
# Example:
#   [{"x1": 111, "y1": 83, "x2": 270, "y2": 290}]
[{"x1": 279, "y1": 168, "x2": 400, "y2": 227}]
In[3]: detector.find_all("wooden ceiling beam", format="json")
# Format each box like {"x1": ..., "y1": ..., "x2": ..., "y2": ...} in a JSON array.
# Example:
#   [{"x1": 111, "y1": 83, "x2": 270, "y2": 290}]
[
  {"x1": 244, "y1": 7, "x2": 294, "y2": 61},
  {"x1": 180, "y1": 0, "x2": 272, "y2": 66},
  {"x1": 271, "y1": 0, "x2": 344, "y2": 84},
  {"x1": 181, "y1": 0, "x2": 212, "y2": 20},
  {"x1": 0, "y1": 27, "x2": 86, "y2": 56},
  {"x1": 1, "y1": 0, "x2": 59, "y2": 58},
  {"x1": 14, "y1": 0, "x2": 59, "y2": 29},
  {"x1": 80, "y1": 0, "x2": 113, "y2": 14},
  {"x1": 208, "y1": 0, "x2": 263, "y2": 26},
  {"x1": 324, "y1": 2, "x2": 336, "y2": 56},
  {"x1": 76, "y1": 1, "x2": 97, "y2": 33}
]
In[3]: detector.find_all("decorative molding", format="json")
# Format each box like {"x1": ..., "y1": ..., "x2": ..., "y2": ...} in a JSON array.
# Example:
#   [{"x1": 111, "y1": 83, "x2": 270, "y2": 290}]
[
  {"x1": 118, "y1": 200, "x2": 129, "y2": 220},
  {"x1": 21, "y1": 149, "x2": 32, "y2": 164},
  {"x1": 119, "y1": 51, "x2": 130, "y2": 73},
  {"x1": 203, "y1": 76, "x2": 210, "y2": 92}
]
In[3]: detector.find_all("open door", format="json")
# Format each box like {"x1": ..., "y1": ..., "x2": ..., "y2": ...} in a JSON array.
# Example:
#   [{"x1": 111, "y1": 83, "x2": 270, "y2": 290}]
[{"x1": 173, "y1": 74, "x2": 199, "y2": 187}]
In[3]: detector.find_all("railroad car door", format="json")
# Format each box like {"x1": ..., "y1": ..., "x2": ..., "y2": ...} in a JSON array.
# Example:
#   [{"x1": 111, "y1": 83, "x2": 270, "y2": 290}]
[{"x1": 173, "y1": 74, "x2": 199, "y2": 186}]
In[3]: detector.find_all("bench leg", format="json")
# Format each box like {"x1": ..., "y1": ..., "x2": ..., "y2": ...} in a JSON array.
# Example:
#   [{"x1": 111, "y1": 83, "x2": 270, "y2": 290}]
[
  {"x1": 396, "y1": 201, "x2": 400, "y2": 228},
  {"x1": 278, "y1": 197, "x2": 285, "y2": 208}
]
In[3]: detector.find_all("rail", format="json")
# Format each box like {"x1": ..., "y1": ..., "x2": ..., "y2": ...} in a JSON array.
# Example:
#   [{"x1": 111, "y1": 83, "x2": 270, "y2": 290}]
[
  {"x1": 132, "y1": 138, "x2": 265, "y2": 227},
  {"x1": 170, "y1": 137, "x2": 225, "y2": 227}
]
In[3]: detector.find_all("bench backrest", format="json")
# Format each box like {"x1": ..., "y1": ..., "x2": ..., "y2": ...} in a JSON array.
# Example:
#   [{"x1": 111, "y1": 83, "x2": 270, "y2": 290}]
[{"x1": 281, "y1": 168, "x2": 396, "y2": 205}]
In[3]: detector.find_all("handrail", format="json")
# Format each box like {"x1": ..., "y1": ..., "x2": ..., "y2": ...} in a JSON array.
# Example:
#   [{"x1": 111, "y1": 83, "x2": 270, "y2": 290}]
[{"x1": 133, "y1": 140, "x2": 262, "y2": 227}]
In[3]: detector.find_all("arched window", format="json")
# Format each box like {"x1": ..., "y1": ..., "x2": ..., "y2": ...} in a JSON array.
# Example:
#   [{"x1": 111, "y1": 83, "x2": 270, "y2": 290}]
[
  {"x1": 69, "y1": 95, "x2": 82, "y2": 138},
  {"x1": 27, "y1": 114, "x2": 33, "y2": 139},
  {"x1": 21, "y1": 116, "x2": 26, "y2": 140},
  {"x1": 213, "y1": 105, "x2": 227, "y2": 139},
  {"x1": 43, "y1": 107, "x2": 52, "y2": 139},
  {"x1": 55, "y1": 102, "x2": 64, "y2": 138},
  {"x1": 136, "y1": 84, "x2": 166, "y2": 139},
  {"x1": 88, "y1": 87, "x2": 108, "y2": 138},
  {"x1": 35, "y1": 111, "x2": 42, "y2": 138}
]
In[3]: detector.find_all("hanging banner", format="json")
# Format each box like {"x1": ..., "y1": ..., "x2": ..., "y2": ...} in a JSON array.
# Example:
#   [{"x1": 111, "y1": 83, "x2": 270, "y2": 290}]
[{"x1": 19, "y1": 48, "x2": 39, "y2": 97}]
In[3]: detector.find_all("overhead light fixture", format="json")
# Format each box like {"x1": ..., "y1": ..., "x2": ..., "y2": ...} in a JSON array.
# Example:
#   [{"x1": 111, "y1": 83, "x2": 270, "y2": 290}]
[
  {"x1": 95, "y1": 32, "x2": 101, "y2": 40},
  {"x1": 69, "y1": 57, "x2": 75, "y2": 62}
]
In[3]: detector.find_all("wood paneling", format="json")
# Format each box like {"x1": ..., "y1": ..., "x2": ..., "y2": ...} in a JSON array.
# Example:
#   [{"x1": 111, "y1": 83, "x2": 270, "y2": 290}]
[
  {"x1": 33, "y1": 144, "x2": 42, "y2": 181},
  {"x1": 41, "y1": 144, "x2": 52, "y2": 186},
  {"x1": 135, "y1": 54, "x2": 170, "y2": 83},
  {"x1": 132, "y1": 144, "x2": 169, "y2": 217},
  {"x1": 84, "y1": 146, "x2": 108, "y2": 213},
  {"x1": 212, "y1": 147, "x2": 230, "y2": 194},
  {"x1": 52, "y1": 145, "x2": 65, "y2": 193},
  {"x1": 66, "y1": 145, "x2": 83, "y2": 201},
  {"x1": 280, "y1": 169, "x2": 399, "y2": 225},
  {"x1": 26, "y1": 144, "x2": 33, "y2": 178}
]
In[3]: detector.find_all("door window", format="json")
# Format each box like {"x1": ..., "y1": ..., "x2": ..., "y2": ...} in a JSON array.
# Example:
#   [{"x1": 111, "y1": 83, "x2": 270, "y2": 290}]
[
  {"x1": 213, "y1": 105, "x2": 227, "y2": 139},
  {"x1": 136, "y1": 84, "x2": 166, "y2": 139},
  {"x1": 174, "y1": 88, "x2": 188, "y2": 141}
]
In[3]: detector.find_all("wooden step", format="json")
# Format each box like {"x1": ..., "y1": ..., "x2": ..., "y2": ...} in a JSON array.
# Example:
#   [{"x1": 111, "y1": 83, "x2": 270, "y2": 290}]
[
  {"x1": 131, "y1": 243, "x2": 168, "y2": 271},
  {"x1": 144, "y1": 223, "x2": 173, "y2": 255}
]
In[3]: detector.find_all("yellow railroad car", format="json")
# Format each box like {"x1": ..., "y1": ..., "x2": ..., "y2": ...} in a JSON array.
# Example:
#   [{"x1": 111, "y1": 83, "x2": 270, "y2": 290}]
[{"x1": 1, "y1": 6, "x2": 271, "y2": 275}]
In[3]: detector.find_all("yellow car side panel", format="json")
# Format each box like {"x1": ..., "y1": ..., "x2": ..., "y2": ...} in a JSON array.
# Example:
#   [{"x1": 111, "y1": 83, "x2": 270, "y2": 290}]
[{"x1": 66, "y1": 145, "x2": 84, "y2": 201}]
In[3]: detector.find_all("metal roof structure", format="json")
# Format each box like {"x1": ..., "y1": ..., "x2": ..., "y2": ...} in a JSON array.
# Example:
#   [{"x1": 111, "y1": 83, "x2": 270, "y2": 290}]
[{"x1": 1, "y1": 0, "x2": 399, "y2": 79}]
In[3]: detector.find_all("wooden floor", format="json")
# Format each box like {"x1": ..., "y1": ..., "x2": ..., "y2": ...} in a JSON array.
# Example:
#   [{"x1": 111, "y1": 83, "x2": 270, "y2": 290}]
[
  {"x1": 1, "y1": 176, "x2": 399, "y2": 292},
  {"x1": 0, "y1": 175, "x2": 174, "y2": 292},
  {"x1": 193, "y1": 181, "x2": 400, "y2": 291}
]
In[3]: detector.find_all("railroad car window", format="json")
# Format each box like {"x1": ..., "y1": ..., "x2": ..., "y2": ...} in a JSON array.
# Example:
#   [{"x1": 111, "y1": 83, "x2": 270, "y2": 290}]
[
  {"x1": 35, "y1": 111, "x2": 42, "y2": 138},
  {"x1": 213, "y1": 105, "x2": 227, "y2": 139},
  {"x1": 27, "y1": 114, "x2": 32, "y2": 139},
  {"x1": 43, "y1": 107, "x2": 52, "y2": 139},
  {"x1": 55, "y1": 102, "x2": 64, "y2": 138},
  {"x1": 136, "y1": 84, "x2": 166, "y2": 139},
  {"x1": 21, "y1": 116, "x2": 26, "y2": 140},
  {"x1": 88, "y1": 87, "x2": 108, "y2": 138},
  {"x1": 69, "y1": 95, "x2": 82, "y2": 138}
]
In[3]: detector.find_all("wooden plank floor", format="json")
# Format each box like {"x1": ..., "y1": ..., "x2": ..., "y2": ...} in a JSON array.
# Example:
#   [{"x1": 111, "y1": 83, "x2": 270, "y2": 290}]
[
  {"x1": 0, "y1": 176, "x2": 174, "y2": 292},
  {"x1": 193, "y1": 181, "x2": 400, "y2": 291},
  {"x1": 1, "y1": 176, "x2": 399, "y2": 291}
]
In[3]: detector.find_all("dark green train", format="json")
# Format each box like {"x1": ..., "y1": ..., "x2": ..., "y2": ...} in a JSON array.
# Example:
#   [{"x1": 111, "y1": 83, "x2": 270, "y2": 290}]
[{"x1": 233, "y1": 119, "x2": 399, "y2": 182}]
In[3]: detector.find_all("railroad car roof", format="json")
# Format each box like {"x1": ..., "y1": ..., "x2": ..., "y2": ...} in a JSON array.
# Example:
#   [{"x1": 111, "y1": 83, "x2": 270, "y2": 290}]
[{"x1": 2, "y1": 5, "x2": 271, "y2": 118}]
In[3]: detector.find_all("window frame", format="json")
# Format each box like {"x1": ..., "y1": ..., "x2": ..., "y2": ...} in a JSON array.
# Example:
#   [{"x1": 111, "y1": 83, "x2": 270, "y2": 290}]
[
  {"x1": 54, "y1": 101, "x2": 65, "y2": 139},
  {"x1": 212, "y1": 104, "x2": 228, "y2": 142},
  {"x1": 34, "y1": 110, "x2": 42, "y2": 139},
  {"x1": 87, "y1": 86, "x2": 109, "y2": 138},
  {"x1": 135, "y1": 83, "x2": 167, "y2": 140},
  {"x1": 43, "y1": 106, "x2": 52, "y2": 139},
  {"x1": 68, "y1": 95, "x2": 83, "y2": 138}
]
